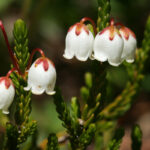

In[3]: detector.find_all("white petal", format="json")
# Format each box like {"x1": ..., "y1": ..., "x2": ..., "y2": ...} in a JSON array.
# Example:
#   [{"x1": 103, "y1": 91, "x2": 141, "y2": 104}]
[
  {"x1": 126, "y1": 53, "x2": 135, "y2": 63},
  {"x1": 63, "y1": 27, "x2": 77, "y2": 59},
  {"x1": 46, "y1": 85, "x2": 56, "y2": 95},
  {"x1": 120, "y1": 31, "x2": 137, "y2": 63},
  {"x1": 0, "y1": 82, "x2": 15, "y2": 114},
  {"x1": 93, "y1": 52, "x2": 107, "y2": 62},
  {"x1": 75, "y1": 30, "x2": 94, "y2": 61},
  {"x1": 2, "y1": 109, "x2": 9, "y2": 114},
  {"x1": 46, "y1": 75, "x2": 56, "y2": 95},
  {"x1": 31, "y1": 86, "x2": 45, "y2": 95},
  {"x1": 89, "y1": 54, "x2": 95, "y2": 60},
  {"x1": 24, "y1": 86, "x2": 31, "y2": 91},
  {"x1": 63, "y1": 51, "x2": 74, "y2": 59},
  {"x1": 46, "y1": 90, "x2": 56, "y2": 95},
  {"x1": 26, "y1": 58, "x2": 56, "y2": 95},
  {"x1": 93, "y1": 30, "x2": 124, "y2": 66},
  {"x1": 108, "y1": 59, "x2": 121, "y2": 66}
]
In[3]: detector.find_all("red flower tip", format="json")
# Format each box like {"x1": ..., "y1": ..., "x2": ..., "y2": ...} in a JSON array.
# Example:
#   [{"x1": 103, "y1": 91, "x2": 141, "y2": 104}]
[
  {"x1": 68, "y1": 23, "x2": 89, "y2": 36},
  {"x1": 0, "y1": 77, "x2": 13, "y2": 89},
  {"x1": 35, "y1": 58, "x2": 49, "y2": 71},
  {"x1": 120, "y1": 26, "x2": 136, "y2": 40}
]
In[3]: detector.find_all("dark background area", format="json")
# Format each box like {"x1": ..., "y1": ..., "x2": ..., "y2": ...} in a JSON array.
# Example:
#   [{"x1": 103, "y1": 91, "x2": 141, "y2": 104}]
[{"x1": 0, "y1": 0, "x2": 150, "y2": 149}]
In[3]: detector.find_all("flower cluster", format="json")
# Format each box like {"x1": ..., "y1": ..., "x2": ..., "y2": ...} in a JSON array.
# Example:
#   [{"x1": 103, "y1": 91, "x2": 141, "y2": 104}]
[
  {"x1": 64, "y1": 18, "x2": 137, "y2": 66},
  {"x1": 0, "y1": 22, "x2": 56, "y2": 114},
  {"x1": 0, "y1": 17, "x2": 137, "y2": 114}
]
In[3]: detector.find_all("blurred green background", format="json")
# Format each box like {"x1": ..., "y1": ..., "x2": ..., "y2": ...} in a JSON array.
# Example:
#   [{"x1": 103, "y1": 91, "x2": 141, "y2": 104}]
[{"x1": 0, "y1": 0, "x2": 150, "y2": 149}]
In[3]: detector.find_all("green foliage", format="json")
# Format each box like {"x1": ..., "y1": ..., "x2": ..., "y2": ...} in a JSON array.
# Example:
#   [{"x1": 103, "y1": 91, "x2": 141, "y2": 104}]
[
  {"x1": 13, "y1": 19, "x2": 30, "y2": 73},
  {"x1": 11, "y1": 73, "x2": 31, "y2": 125},
  {"x1": 97, "y1": 0, "x2": 111, "y2": 31},
  {"x1": 53, "y1": 88, "x2": 77, "y2": 135},
  {"x1": 85, "y1": 72, "x2": 92, "y2": 89},
  {"x1": 131, "y1": 125, "x2": 142, "y2": 150},
  {"x1": 53, "y1": 88, "x2": 97, "y2": 150},
  {"x1": 5, "y1": 19, "x2": 37, "y2": 149},
  {"x1": 47, "y1": 133, "x2": 59, "y2": 150},
  {"x1": 71, "y1": 97, "x2": 81, "y2": 120},
  {"x1": 53, "y1": 88, "x2": 81, "y2": 149},
  {"x1": 108, "y1": 128, "x2": 124, "y2": 150},
  {"x1": 141, "y1": 16, "x2": 150, "y2": 69},
  {"x1": 78, "y1": 124, "x2": 96, "y2": 149},
  {"x1": 5, "y1": 123, "x2": 19, "y2": 150}
]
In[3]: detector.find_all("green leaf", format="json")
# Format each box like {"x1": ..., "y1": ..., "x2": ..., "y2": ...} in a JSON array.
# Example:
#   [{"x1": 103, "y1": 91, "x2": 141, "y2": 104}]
[
  {"x1": 71, "y1": 97, "x2": 81, "y2": 119},
  {"x1": 47, "y1": 133, "x2": 59, "y2": 150},
  {"x1": 53, "y1": 88, "x2": 81, "y2": 147},
  {"x1": 13, "y1": 19, "x2": 30, "y2": 73},
  {"x1": 108, "y1": 128, "x2": 124, "y2": 150},
  {"x1": 80, "y1": 87, "x2": 90, "y2": 102},
  {"x1": 131, "y1": 125, "x2": 142, "y2": 150},
  {"x1": 79, "y1": 124, "x2": 96, "y2": 149},
  {"x1": 5, "y1": 123, "x2": 19, "y2": 150},
  {"x1": 85, "y1": 72, "x2": 92, "y2": 89},
  {"x1": 97, "y1": 0, "x2": 111, "y2": 31}
]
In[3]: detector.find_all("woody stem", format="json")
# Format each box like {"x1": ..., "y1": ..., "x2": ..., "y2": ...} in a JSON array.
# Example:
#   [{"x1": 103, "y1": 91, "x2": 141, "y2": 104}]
[
  {"x1": 27, "y1": 48, "x2": 45, "y2": 69},
  {"x1": 0, "y1": 21, "x2": 21, "y2": 74},
  {"x1": 80, "y1": 17, "x2": 97, "y2": 35}
]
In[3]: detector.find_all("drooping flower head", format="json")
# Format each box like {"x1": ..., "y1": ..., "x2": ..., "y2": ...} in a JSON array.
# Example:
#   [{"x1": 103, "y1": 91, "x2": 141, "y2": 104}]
[
  {"x1": 24, "y1": 55, "x2": 56, "y2": 95},
  {"x1": 0, "y1": 74, "x2": 15, "y2": 114},
  {"x1": 63, "y1": 17, "x2": 96, "y2": 61},
  {"x1": 119, "y1": 26, "x2": 137, "y2": 63},
  {"x1": 93, "y1": 19, "x2": 124, "y2": 66}
]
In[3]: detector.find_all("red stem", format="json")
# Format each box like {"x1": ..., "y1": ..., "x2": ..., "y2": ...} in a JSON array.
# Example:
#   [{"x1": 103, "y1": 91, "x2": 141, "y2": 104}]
[
  {"x1": 0, "y1": 20, "x2": 21, "y2": 74},
  {"x1": 27, "y1": 48, "x2": 45, "y2": 69},
  {"x1": 6, "y1": 68, "x2": 17, "y2": 77},
  {"x1": 80, "y1": 17, "x2": 97, "y2": 35}
]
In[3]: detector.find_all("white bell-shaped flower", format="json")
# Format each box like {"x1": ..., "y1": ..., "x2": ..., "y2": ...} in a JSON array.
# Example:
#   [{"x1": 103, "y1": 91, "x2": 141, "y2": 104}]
[
  {"x1": 0, "y1": 77, "x2": 15, "y2": 114},
  {"x1": 63, "y1": 23, "x2": 94, "y2": 61},
  {"x1": 24, "y1": 57, "x2": 56, "y2": 95},
  {"x1": 93, "y1": 26, "x2": 124, "y2": 66},
  {"x1": 119, "y1": 26, "x2": 137, "y2": 63}
]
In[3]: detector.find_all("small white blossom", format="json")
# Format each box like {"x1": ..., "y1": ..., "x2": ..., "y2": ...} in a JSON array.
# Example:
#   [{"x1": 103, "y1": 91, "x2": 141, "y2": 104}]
[
  {"x1": 0, "y1": 77, "x2": 15, "y2": 114},
  {"x1": 63, "y1": 23, "x2": 94, "y2": 61},
  {"x1": 93, "y1": 26, "x2": 124, "y2": 66},
  {"x1": 24, "y1": 57, "x2": 56, "y2": 95},
  {"x1": 119, "y1": 26, "x2": 137, "y2": 63}
]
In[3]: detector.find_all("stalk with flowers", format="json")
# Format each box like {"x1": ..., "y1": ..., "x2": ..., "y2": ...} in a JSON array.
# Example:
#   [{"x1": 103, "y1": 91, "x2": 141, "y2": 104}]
[{"x1": 0, "y1": 0, "x2": 150, "y2": 149}]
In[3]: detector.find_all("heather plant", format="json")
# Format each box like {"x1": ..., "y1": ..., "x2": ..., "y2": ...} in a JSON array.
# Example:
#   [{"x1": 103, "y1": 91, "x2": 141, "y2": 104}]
[{"x1": 0, "y1": 0, "x2": 150, "y2": 150}]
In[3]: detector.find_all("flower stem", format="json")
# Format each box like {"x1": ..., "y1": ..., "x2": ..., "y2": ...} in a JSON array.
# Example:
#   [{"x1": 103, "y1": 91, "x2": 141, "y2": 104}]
[
  {"x1": 6, "y1": 68, "x2": 17, "y2": 78},
  {"x1": 80, "y1": 17, "x2": 97, "y2": 35},
  {"x1": 0, "y1": 20, "x2": 21, "y2": 74},
  {"x1": 27, "y1": 48, "x2": 45, "y2": 69}
]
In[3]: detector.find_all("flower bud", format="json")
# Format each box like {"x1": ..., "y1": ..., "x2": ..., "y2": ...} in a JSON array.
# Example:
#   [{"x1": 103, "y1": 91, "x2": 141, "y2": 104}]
[
  {"x1": 93, "y1": 25, "x2": 124, "y2": 66},
  {"x1": 0, "y1": 77, "x2": 15, "y2": 114},
  {"x1": 119, "y1": 26, "x2": 137, "y2": 63},
  {"x1": 24, "y1": 57, "x2": 56, "y2": 95},
  {"x1": 63, "y1": 23, "x2": 94, "y2": 61}
]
